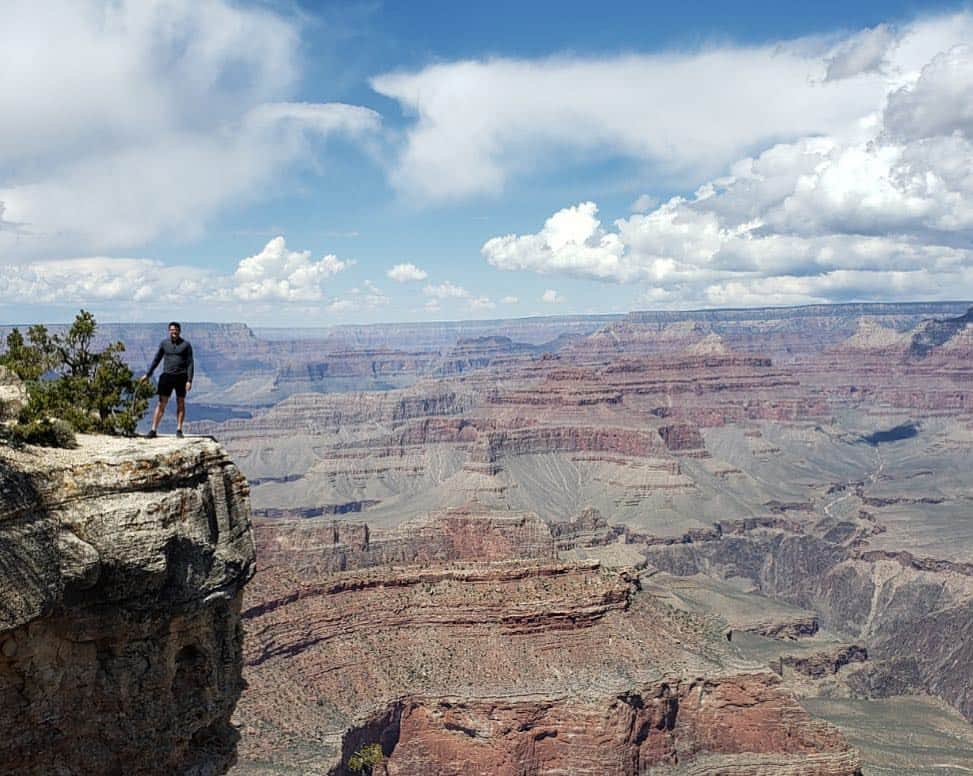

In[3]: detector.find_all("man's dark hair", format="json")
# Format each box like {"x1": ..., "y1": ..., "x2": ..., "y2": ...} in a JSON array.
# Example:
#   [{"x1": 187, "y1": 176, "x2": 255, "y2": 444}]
[{"x1": 168, "y1": 321, "x2": 181, "y2": 331}]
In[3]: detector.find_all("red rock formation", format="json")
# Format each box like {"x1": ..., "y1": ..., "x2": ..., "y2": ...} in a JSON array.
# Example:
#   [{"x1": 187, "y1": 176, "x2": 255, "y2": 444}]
[
  {"x1": 182, "y1": 305, "x2": 973, "y2": 772},
  {"x1": 379, "y1": 675, "x2": 859, "y2": 776},
  {"x1": 236, "y1": 556, "x2": 860, "y2": 775},
  {"x1": 658, "y1": 423, "x2": 708, "y2": 454},
  {"x1": 471, "y1": 425, "x2": 670, "y2": 461},
  {"x1": 254, "y1": 508, "x2": 555, "y2": 574}
]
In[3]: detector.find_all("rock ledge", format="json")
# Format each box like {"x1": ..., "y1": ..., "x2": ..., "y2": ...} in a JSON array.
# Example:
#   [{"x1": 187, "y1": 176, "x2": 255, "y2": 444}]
[{"x1": 0, "y1": 435, "x2": 256, "y2": 775}]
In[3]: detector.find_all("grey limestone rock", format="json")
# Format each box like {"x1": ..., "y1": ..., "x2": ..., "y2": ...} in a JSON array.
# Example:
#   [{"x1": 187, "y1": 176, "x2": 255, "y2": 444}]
[{"x1": 0, "y1": 434, "x2": 255, "y2": 775}]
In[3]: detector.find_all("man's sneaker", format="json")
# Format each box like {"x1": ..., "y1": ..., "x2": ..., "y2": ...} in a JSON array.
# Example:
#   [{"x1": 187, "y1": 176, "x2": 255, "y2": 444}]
[
  {"x1": 176, "y1": 429, "x2": 184, "y2": 439},
  {"x1": 146, "y1": 429, "x2": 157, "y2": 439}
]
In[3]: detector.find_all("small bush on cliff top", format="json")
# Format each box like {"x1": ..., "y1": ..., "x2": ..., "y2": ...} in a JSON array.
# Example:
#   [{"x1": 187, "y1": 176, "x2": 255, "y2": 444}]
[
  {"x1": 0, "y1": 310, "x2": 153, "y2": 445},
  {"x1": 347, "y1": 743, "x2": 384, "y2": 774},
  {"x1": 6, "y1": 418, "x2": 77, "y2": 448}
]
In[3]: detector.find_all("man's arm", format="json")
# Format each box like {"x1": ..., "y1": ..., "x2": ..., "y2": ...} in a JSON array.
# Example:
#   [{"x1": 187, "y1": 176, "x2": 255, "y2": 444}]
[
  {"x1": 185, "y1": 343, "x2": 194, "y2": 387},
  {"x1": 142, "y1": 344, "x2": 164, "y2": 380}
]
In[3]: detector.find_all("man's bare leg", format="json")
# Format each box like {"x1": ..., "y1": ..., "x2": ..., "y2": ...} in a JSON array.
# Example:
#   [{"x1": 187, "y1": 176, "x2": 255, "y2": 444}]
[
  {"x1": 176, "y1": 396, "x2": 186, "y2": 433},
  {"x1": 152, "y1": 396, "x2": 169, "y2": 432}
]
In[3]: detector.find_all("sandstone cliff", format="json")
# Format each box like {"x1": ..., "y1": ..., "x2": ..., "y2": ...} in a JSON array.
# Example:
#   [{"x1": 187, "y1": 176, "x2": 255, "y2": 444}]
[{"x1": 0, "y1": 436, "x2": 256, "y2": 775}]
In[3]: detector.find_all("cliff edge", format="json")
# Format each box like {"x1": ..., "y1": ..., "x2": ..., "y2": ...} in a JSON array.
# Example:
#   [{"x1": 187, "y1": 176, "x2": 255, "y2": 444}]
[{"x1": 0, "y1": 435, "x2": 256, "y2": 775}]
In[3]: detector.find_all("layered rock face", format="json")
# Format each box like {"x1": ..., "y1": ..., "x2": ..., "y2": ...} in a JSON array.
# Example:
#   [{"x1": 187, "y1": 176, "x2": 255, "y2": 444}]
[
  {"x1": 202, "y1": 349, "x2": 816, "y2": 524},
  {"x1": 0, "y1": 436, "x2": 255, "y2": 775},
  {"x1": 236, "y1": 526, "x2": 861, "y2": 775},
  {"x1": 645, "y1": 526, "x2": 973, "y2": 721},
  {"x1": 254, "y1": 507, "x2": 555, "y2": 574}
]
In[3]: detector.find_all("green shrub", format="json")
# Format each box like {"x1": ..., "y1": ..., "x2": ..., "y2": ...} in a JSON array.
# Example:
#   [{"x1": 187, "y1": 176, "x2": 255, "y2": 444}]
[
  {"x1": 7, "y1": 418, "x2": 78, "y2": 448},
  {"x1": 347, "y1": 743, "x2": 384, "y2": 774},
  {"x1": 0, "y1": 310, "x2": 153, "y2": 439}
]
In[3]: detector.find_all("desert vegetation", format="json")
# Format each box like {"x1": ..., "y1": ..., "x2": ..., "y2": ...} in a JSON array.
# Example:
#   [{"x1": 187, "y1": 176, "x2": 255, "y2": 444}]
[{"x1": 0, "y1": 310, "x2": 153, "y2": 446}]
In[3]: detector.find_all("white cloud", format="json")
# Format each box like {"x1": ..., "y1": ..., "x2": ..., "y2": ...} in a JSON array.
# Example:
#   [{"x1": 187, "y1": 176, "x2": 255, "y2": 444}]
[
  {"x1": 479, "y1": 17, "x2": 973, "y2": 307},
  {"x1": 423, "y1": 281, "x2": 470, "y2": 299},
  {"x1": 883, "y1": 44, "x2": 973, "y2": 140},
  {"x1": 484, "y1": 202, "x2": 632, "y2": 280},
  {"x1": 469, "y1": 296, "x2": 496, "y2": 310},
  {"x1": 0, "y1": 236, "x2": 354, "y2": 308},
  {"x1": 0, "y1": 1, "x2": 380, "y2": 259},
  {"x1": 387, "y1": 262, "x2": 428, "y2": 282},
  {"x1": 328, "y1": 299, "x2": 357, "y2": 313},
  {"x1": 541, "y1": 289, "x2": 564, "y2": 304},
  {"x1": 630, "y1": 194, "x2": 659, "y2": 213},
  {"x1": 424, "y1": 300, "x2": 441, "y2": 313},
  {"x1": 328, "y1": 281, "x2": 389, "y2": 314},
  {"x1": 231, "y1": 236, "x2": 350, "y2": 302},
  {"x1": 825, "y1": 24, "x2": 897, "y2": 81},
  {"x1": 357, "y1": 279, "x2": 390, "y2": 308},
  {"x1": 372, "y1": 35, "x2": 905, "y2": 202},
  {"x1": 373, "y1": 14, "x2": 973, "y2": 205},
  {"x1": 0, "y1": 257, "x2": 212, "y2": 305},
  {"x1": 501, "y1": 295, "x2": 519, "y2": 304},
  {"x1": 702, "y1": 267, "x2": 967, "y2": 308}
]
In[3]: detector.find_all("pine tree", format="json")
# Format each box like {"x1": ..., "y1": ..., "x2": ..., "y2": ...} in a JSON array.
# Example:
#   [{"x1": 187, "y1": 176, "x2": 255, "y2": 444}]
[{"x1": 1, "y1": 310, "x2": 155, "y2": 444}]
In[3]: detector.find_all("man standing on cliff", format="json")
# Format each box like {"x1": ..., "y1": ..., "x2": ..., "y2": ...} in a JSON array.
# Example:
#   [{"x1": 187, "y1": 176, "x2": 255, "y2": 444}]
[{"x1": 141, "y1": 322, "x2": 194, "y2": 439}]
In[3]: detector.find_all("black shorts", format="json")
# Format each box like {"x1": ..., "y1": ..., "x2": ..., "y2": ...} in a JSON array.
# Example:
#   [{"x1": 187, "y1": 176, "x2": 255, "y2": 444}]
[{"x1": 158, "y1": 372, "x2": 188, "y2": 398}]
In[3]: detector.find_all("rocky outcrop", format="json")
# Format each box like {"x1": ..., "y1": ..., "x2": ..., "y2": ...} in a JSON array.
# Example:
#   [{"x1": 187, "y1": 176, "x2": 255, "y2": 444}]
[
  {"x1": 830, "y1": 318, "x2": 911, "y2": 353},
  {"x1": 470, "y1": 426, "x2": 670, "y2": 463},
  {"x1": 436, "y1": 335, "x2": 538, "y2": 375},
  {"x1": 275, "y1": 349, "x2": 441, "y2": 385},
  {"x1": 200, "y1": 386, "x2": 476, "y2": 437},
  {"x1": 908, "y1": 307, "x2": 973, "y2": 358},
  {"x1": 367, "y1": 675, "x2": 861, "y2": 776},
  {"x1": 0, "y1": 366, "x2": 27, "y2": 420},
  {"x1": 568, "y1": 320, "x2": 715, "y2": 356},
  {"x1": 658, "y1": 423, "x2": 708, "y2": 455},
  {"x1": 745, "y1": 613, "x2": 820, "y2": 641},
  {"x1": 684, "y1": 332, "x2": 731, "y2": 356},
  {"x1": 779, "y1": 645, "x2": 868, "y2": 679},
  {"x1": 644, "y1": 526, "x2": 973, "y2": 722},
  {"x1": 0, "y1": 436, "x2": 255, "y2": 775},
  {"x1": 236, "y1": 556, "x2": 860, "y2": 775},
  {"x1": 254, "y1": 507, "x2": 555, "y2": 574}
]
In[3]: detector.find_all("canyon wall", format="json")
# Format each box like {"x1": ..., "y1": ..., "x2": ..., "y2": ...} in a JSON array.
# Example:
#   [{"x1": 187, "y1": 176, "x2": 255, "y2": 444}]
[
  {"x1": 236, "y1": 522, "x2": 861, "y2": 775},
  {"x1": 0, "y1": 436, "x2": 256, "y2": 775}
]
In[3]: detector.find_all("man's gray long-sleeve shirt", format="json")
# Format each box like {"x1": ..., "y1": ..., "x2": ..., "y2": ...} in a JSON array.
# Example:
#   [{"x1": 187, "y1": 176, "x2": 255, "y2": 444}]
[{"x1": 147, "y1": 338, "x2": 194, "y2": 381}]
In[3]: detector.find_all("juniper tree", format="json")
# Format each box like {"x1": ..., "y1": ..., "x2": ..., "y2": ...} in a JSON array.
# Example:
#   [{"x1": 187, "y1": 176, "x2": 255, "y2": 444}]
[{"x1": 1, "y1": 310, "x2": 154, "y2": 443}]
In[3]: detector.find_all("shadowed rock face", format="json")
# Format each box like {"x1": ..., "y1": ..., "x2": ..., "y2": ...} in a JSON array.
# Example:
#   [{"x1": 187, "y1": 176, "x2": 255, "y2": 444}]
[
  {"x1": 908, "y1": 307, "x2": 973, "y2": 358},
  {"x1": 644, "y1": 529, "x2": 973, "y2": 722},
  {"x1": 0, "y1": 436, "x2": 256, "y2": 775}
]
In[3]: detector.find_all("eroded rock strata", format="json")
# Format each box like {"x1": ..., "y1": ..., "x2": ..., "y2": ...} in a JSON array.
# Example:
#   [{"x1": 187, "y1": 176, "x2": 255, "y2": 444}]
[
  {"x1": 645, "y1": 527, "x2": 973, "y2": 721},
  {"x1": 236, "y1": 536, "x2": 860, "y2": 775},
  {"x1": 0, "y1": 436, "x2": 256, "y2": 775},
  {"x1": 189, "y1": 304, "x2": 973, "y2": 773}
]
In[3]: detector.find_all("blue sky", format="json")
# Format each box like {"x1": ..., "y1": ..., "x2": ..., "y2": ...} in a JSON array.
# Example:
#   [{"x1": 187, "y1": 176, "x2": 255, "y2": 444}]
[{"x1": 1, "y1": 0, "x2": 972, "y2": 324}]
